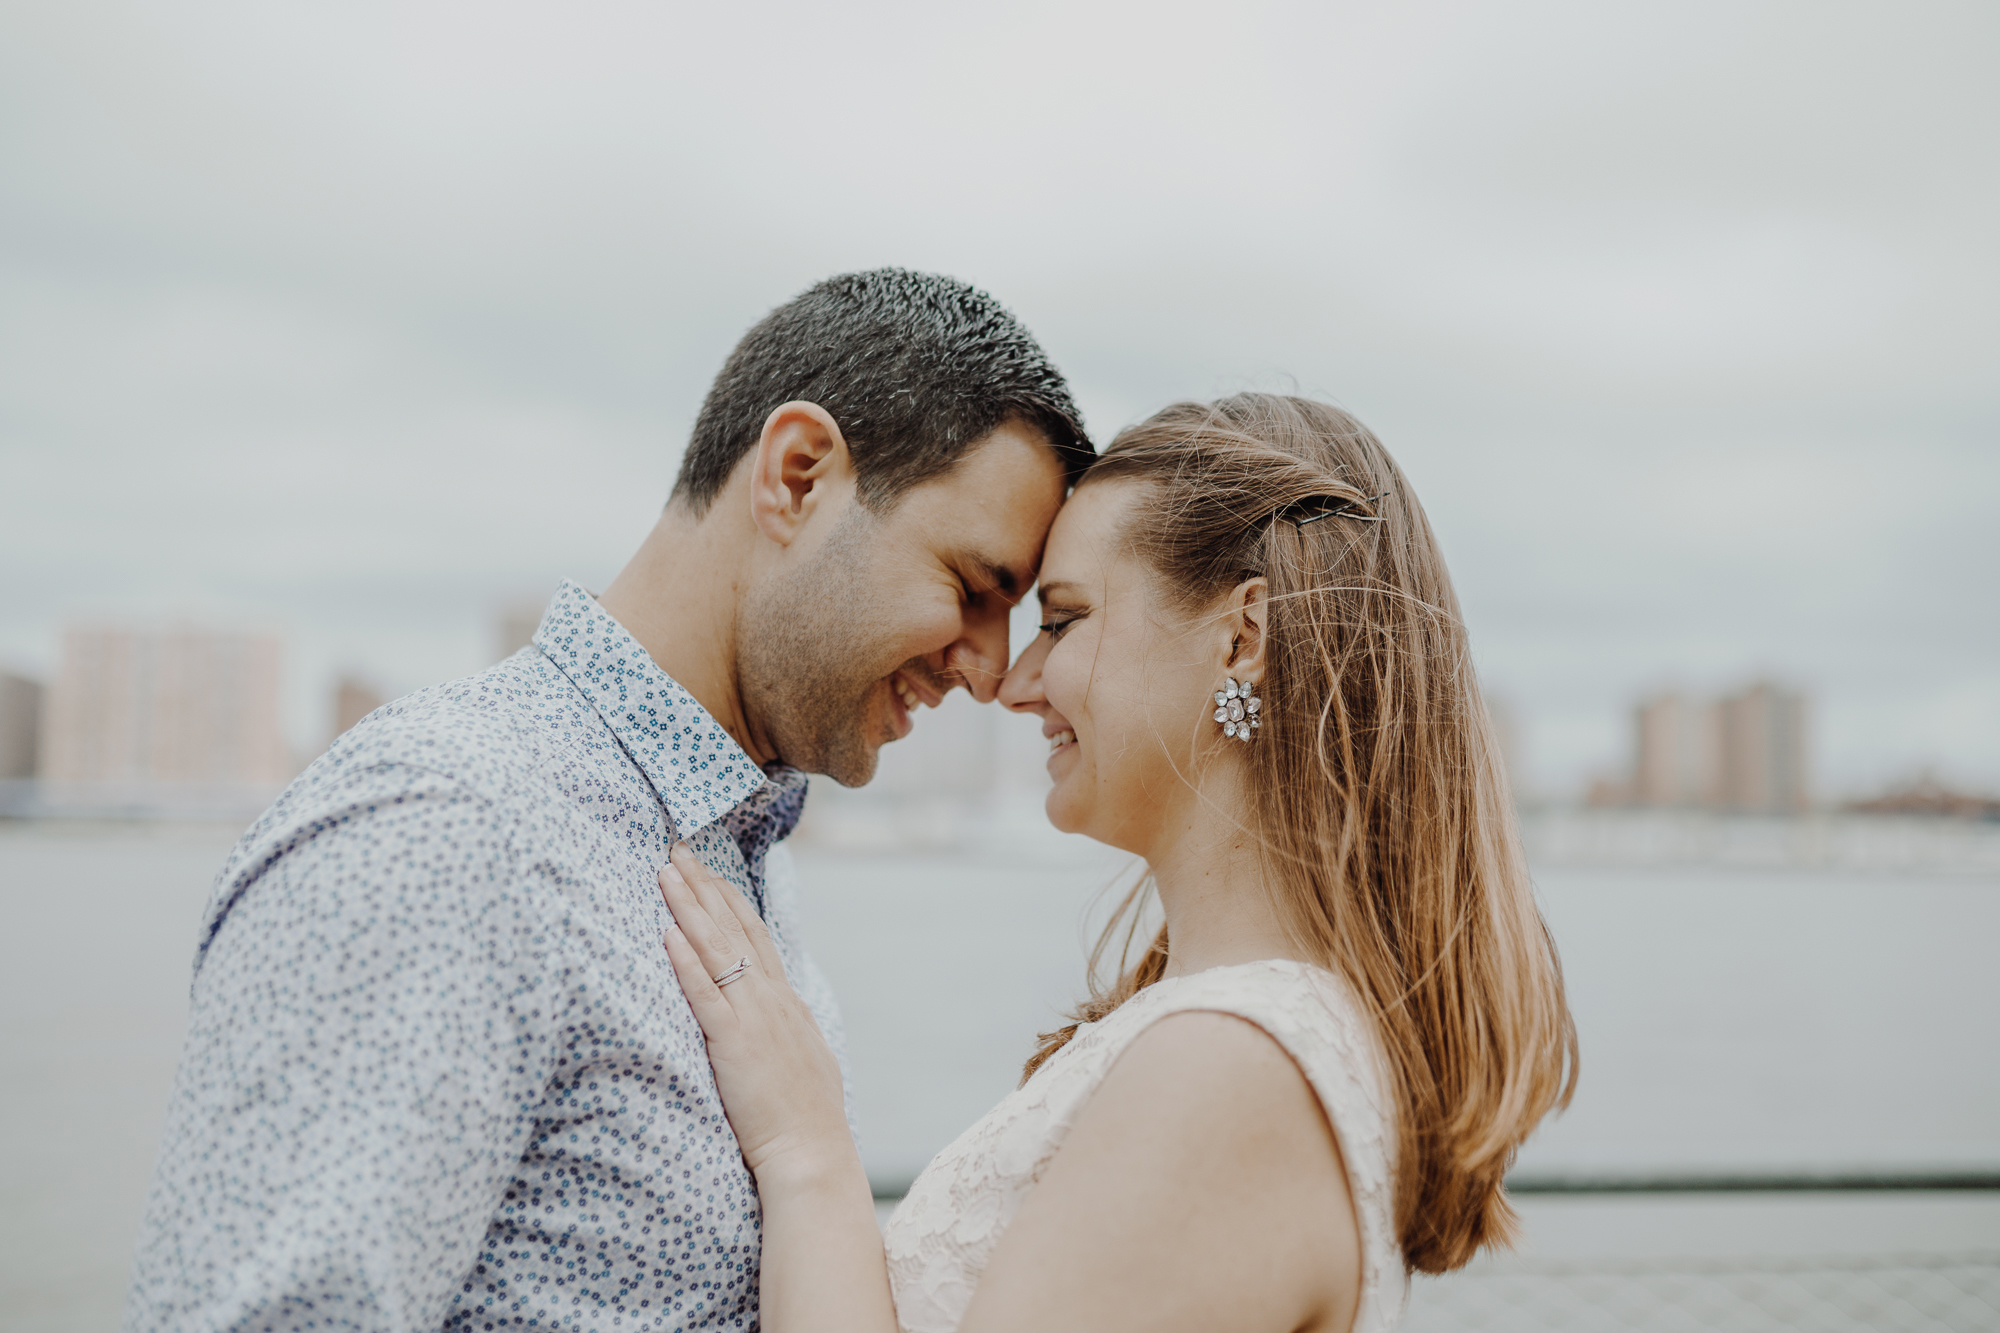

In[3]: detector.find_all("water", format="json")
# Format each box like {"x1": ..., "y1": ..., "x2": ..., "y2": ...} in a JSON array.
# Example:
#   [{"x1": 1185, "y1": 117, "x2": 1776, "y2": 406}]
[
  {"x1": 2, "y1": 821, "x2": 1995, "y2": 1329},
  {"x1": 793, "y1": 847, "x2": 2000, "y2": 1184},
  {"x1": 0, "y1": 825, "x2": 234, "y2": 1331}
]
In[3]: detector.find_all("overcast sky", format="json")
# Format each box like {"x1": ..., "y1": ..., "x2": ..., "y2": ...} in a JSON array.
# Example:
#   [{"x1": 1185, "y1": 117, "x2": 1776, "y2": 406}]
[{"x1": 2, "y1": 0, "x2": 1994, "y2": 796}]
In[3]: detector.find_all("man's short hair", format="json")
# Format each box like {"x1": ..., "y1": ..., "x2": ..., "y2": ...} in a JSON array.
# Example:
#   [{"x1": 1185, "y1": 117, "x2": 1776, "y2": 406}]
[{"x1": 672, "y1": 269, "x2": 1093, "y2": 515}]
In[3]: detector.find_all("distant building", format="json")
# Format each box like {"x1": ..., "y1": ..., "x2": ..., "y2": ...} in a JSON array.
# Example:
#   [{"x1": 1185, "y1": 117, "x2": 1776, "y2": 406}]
[
  {"x1": 40, "y1": 626, "x2": 291, "y2": 785},
  {"x1": 1583, "y1": 774, "x2": 1634, "y2": 808},
  {"x1": 1625, "y1": 680, "x2": 1808, "y2": 814},
  {"x1": 1846, "y1": 774, "x2": 2000, "y2": 821},
  {"x1": 1719, "y1": 682, "x2": 1809, "y2": 814},
  {"x1": 332, "y1": 674, "x2": 387, "y2": 740},
  {"x1": 1634, "y1": 694, "x2": 1722, "y2": 807},
  {"x1": 0, "y1": 671, "x2": 42, "y2": 779}
]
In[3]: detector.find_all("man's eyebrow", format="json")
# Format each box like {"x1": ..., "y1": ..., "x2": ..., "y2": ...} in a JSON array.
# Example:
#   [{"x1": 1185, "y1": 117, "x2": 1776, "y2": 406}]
[{"x1": 964, "y1": 555, "x2": 1025, "y2": 601}]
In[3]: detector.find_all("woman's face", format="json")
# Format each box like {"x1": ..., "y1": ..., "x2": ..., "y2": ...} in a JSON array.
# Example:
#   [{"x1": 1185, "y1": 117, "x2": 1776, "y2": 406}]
[{"x1": 999, "y1": 479, "x2": 1226, "y2": 855}]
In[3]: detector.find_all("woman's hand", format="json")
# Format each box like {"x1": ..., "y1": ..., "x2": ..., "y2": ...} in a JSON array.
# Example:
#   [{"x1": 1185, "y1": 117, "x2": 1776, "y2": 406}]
[
  {"x1": 659, "y1": 843, "x2": 855, "y2": 1188},
  {"x1": 663, "y1": 845, "x2": 900, "y2": 1332}
]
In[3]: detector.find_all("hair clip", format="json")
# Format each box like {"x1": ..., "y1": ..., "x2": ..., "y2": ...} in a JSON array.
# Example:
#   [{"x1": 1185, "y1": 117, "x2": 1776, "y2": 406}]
[{"x1": 1279, "y1": 492, "x2": 1389, "y2": 527}]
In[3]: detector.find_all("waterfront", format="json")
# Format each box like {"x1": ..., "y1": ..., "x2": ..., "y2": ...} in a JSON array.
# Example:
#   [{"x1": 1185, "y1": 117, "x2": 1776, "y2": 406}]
[
  {"x1": 796, "y1": 840, "x2": 2000, "y2": 1186},
  {"x1": 2, "y1": 818, "x2": 1996, "y2": 1329}
]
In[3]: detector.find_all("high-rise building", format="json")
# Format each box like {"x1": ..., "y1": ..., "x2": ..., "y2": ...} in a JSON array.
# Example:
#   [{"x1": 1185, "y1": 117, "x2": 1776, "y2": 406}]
[
  {"x1": 1628, "y1": 680, "x2": 1808, "y2": 813},
  {"x1": 0, "y1": 671, "x2": 42, "y2": 779},
  {"x1": 1633, "y1": 693, "x2": 1723, "y2": 807},
  {"x1": 1719, "y1": 681, "x2": 1809, "y2": 814},
  {"x1": 40, "y1": 626, "x2": 291, "y2": 785}
]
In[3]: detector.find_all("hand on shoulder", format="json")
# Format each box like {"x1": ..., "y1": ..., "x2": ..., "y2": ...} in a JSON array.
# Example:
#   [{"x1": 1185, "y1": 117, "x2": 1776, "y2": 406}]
[{"x1": 959, "y1": 1009, "x2": 1363, "y2": 1333}]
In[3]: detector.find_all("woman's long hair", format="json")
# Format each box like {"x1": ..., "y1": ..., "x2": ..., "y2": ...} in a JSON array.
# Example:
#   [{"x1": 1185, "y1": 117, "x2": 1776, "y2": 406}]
[{"x1": 1020, "y1": 394, "x2": 1578, "y2": 1275}]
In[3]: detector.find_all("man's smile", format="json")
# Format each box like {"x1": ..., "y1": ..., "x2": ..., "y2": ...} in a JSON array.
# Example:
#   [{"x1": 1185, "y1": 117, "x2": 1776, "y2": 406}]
[{"x1": 886, "y1": 668, "x2": 944, "y2": 739}]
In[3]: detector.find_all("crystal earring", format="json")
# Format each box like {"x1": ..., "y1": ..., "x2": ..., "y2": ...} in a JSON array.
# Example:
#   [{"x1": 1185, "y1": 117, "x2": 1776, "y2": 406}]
[{"x1": 1211, "y1": 677, "x2": 1261, "y2": 742}]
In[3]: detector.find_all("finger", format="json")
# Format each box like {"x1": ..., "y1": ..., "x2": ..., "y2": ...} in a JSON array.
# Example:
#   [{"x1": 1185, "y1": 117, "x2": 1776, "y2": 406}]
[
  {"x1": 669, "y1": 842, "x2": 757, "y2": 963},
  {"x1": 658, "y1": 861, "x2": 734, "y2": 978},
  {"x1": 667, "y1": 842, "x2": 782, "y2": 975},
  {"x1": 662, "y1": 917, "x2": 737, "y2": 1034},
  {"x1": 715, "y1": 876, "x2": 786, "y2": 979}
]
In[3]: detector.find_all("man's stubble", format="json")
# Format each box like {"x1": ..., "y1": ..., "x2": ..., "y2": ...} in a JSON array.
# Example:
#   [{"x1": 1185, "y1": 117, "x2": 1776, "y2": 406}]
[{"x1": 739, "y1": 508, "x2": 915, "y2": 787}]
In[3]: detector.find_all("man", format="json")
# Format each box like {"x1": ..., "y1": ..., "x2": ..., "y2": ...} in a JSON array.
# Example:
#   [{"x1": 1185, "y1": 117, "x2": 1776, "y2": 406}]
[{"x1": 126, "y1": 269, "x2": 1091, "y2": 1331}]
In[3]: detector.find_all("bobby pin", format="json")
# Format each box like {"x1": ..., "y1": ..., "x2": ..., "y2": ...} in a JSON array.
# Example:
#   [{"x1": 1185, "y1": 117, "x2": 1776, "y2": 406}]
[{"x1": 1287, "y1": 492, "x2": 1390, "y2": 526}]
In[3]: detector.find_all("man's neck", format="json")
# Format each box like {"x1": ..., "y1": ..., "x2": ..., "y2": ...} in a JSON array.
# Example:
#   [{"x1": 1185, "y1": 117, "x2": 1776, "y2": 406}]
[{"x1": 598, "y1": 504, "x2": 775, "y2": 767}]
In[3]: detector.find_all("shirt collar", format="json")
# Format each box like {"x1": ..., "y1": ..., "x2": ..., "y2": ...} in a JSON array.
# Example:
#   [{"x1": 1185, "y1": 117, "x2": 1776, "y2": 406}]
[
  {"x1": 718, "y1": 766, "x2": 810, "y2": 894},
  {"x1": 532, "y1": 579, "x2": 804, "y2": 844}
]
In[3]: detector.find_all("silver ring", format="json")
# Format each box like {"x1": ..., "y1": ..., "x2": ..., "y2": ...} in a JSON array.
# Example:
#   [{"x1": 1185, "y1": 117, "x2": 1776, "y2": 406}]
[{"x1": 711, "y1": 955, "x2": 752, "y2": 988}]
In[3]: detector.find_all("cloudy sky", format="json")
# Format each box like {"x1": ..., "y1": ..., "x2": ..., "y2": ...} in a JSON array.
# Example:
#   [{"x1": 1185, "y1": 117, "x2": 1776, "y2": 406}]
[{"x1": 2, "y1": 0, "x2": 1994, "y2": 796}]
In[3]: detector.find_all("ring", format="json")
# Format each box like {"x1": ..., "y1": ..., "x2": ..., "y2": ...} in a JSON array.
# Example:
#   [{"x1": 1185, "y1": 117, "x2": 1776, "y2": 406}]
[{"x1": 711, "y1": 956, "x2": 752, "y2": 988}]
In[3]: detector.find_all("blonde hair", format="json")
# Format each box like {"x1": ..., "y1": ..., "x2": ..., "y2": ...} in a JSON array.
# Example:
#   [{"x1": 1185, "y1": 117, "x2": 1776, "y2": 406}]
[{"x1": 1021, "y1": 394, "x2": 1577, "y2": 1275}]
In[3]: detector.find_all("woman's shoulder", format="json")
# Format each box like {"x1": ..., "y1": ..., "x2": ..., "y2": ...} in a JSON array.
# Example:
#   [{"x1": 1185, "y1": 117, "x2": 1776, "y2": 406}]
[
  {"x1": 1083, "y1": 960, "x2": 1397, "y2": 1186},
  {"x1": 1093, "y1": 961, "x2": 1406, "y2": 1327},
  {"x1": 1095, "y1": 1003, "x2": 1342, "y2": 1140},
  {"x1": 887, "y1": 958, "x2": 1407, "y2": 1333},
  {"x1": 981, "y1": 971, "x2": 1391, "y2": 1333}
]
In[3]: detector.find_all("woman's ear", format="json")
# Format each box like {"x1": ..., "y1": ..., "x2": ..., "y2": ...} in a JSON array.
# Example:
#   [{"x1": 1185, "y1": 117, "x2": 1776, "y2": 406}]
[
  {"x1": 747, "y1": 401, "x2": 854, "y2": 547},
  {"x1": 1221, "y1": 577, "x2": 1270, "y2": 683}
]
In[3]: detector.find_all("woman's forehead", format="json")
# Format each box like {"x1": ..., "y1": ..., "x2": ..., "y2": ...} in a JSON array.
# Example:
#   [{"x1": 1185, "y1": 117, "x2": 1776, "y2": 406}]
[{"x1": 1040, "y1": 479, "x2": 1141, "y2": 584}]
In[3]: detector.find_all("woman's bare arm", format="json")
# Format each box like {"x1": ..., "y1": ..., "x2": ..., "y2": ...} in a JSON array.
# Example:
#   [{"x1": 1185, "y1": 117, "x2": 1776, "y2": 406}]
[{"x1": 752, "y1": 1152, "x2": 899, "y2": 1333}]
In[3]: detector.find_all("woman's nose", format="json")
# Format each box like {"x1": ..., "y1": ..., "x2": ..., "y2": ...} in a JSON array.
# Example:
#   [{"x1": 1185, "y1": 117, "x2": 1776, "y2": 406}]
[{"x1": 998, "y1": 635, "x2": 1048, "y2": 713}]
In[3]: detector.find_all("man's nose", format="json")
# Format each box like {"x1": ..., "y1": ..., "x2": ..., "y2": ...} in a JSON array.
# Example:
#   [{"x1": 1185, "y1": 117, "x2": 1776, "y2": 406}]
[{"x1": 946, "y1": 605, "x2": 1011, "y2": 704}]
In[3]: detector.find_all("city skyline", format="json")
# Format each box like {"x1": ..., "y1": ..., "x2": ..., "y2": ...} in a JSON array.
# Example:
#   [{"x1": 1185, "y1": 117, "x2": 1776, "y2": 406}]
[
  {"x1": 1596, "y1": 680, "x2": 1811, "y2": 814},
  {"x1": 4, "y1": 609, "x2": 1990, "y2": 813},
  {"x1": 40, "y1": 625, "x2": 289, "y2": 787},
  {"x1": 2, "y1": 4, "x2": 1995, "y2": 798}
]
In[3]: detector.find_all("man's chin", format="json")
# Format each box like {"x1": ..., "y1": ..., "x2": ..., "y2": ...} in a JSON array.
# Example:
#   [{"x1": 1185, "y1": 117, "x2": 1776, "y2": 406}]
[
  {"x1": 795, "y1": 727, "x2": 884, "y2": 789},
  {"x1": 816, "y1": 758, "x2": 871, "y2": 789}
]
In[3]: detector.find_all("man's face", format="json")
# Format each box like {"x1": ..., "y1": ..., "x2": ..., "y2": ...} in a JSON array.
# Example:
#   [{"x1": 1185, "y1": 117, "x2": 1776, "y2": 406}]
[{"x1": 738, "y1": 419, "x2": 1068, "y2": 786}]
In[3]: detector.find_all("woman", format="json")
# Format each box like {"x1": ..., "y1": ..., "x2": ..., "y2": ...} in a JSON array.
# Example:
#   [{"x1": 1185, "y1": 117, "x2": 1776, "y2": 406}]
[{"x1": 659, "y1": 393, "x2": 1578, "y2": 1332}]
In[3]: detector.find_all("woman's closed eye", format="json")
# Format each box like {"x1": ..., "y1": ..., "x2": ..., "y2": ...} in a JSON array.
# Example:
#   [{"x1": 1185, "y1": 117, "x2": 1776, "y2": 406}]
[{"x1": 1037, "y1": 611, "x2": 1085, "y2": 641}]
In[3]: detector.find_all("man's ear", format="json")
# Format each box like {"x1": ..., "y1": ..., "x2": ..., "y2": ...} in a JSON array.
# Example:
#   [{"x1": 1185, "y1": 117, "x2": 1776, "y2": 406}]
[
  {"x1": 1219, "y1": 577, "x2": 1270, "y2": 683},
  {"x1": 747, "y1": 401, "x2": 854, "y2": 547}
]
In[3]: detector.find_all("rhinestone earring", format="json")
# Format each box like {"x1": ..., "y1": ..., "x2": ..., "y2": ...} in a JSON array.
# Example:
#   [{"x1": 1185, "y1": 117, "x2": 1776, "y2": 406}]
[{"x1": 1212, "y1": 677, "x2": 1261, "y2": 742}]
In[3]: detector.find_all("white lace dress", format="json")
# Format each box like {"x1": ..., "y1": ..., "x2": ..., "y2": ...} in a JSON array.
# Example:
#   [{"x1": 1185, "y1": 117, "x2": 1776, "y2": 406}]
[{"x1": 881, "y1": 959, "x2": 1408, "y2": 1333}]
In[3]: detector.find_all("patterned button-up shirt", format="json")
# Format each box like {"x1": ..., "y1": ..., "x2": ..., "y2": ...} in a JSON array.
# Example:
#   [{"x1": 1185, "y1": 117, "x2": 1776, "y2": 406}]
[{"x1": 126, "y1": 579, "x2": 853, "y2": 1332}]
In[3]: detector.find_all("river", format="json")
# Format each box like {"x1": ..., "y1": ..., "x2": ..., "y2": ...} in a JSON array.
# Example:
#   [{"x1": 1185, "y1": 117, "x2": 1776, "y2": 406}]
[{"x1": 2, "y1": 819, "x2": 1994, "y2": 1329}]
